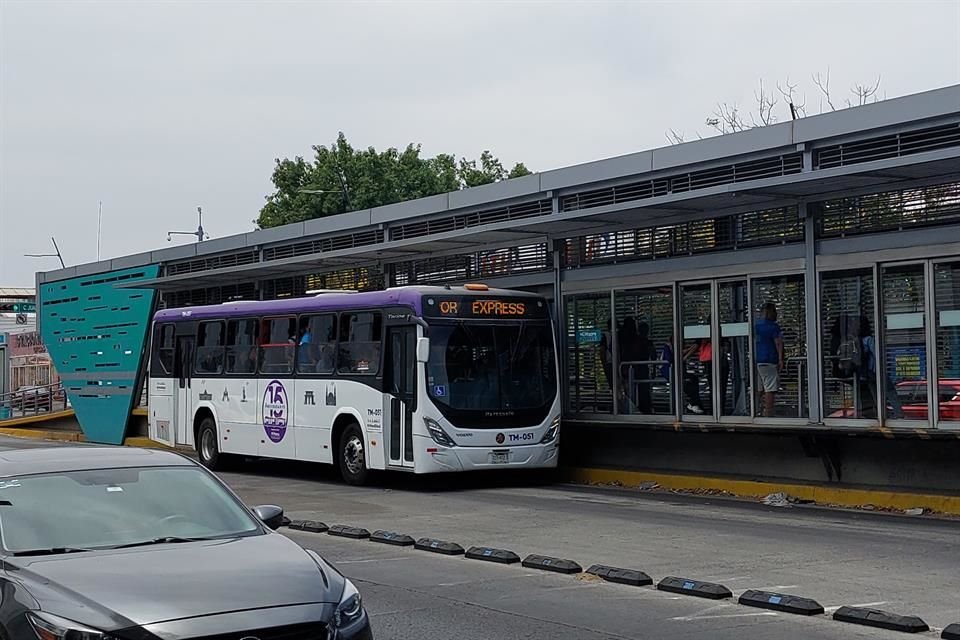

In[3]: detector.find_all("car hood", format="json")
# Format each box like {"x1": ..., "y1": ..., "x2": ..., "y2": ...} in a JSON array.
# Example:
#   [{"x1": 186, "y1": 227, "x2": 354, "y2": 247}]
[{"x1": 6, "y1": 532, "x2": 340, "y2": 630}]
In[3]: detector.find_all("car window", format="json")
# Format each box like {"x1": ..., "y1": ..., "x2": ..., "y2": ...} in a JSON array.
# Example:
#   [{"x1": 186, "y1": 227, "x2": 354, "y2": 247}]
[{"x1": 0, "y1": 466, "x2": 261, "y2": 553}]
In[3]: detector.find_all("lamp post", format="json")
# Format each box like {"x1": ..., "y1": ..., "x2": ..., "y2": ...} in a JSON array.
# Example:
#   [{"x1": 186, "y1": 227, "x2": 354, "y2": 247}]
[{"x1": 168, "y1": 207, "x2": 209, "y2": 243}]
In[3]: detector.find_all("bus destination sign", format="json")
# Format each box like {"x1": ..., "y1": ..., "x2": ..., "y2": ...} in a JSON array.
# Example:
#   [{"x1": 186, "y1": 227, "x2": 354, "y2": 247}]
[{"x1": 424, "y1": 296, "x2": 547, "y2": 319}]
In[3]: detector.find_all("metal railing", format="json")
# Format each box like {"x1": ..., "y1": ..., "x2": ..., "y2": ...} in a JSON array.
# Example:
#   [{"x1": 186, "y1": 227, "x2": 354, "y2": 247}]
[{"x1": 0, "y1": 381, "x2": 69, "y2": 420}]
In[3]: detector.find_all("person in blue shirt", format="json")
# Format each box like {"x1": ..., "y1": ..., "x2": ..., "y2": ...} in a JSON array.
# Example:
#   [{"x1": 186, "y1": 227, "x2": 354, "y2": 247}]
[{"x1": 755, "y1": 303, "x2": 784, "y2": 417}]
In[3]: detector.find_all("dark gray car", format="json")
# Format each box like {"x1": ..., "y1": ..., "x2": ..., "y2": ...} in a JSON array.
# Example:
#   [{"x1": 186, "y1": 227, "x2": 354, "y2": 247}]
[{"x1": 0, "y1": 446, "x2": 373, "y2": 640}]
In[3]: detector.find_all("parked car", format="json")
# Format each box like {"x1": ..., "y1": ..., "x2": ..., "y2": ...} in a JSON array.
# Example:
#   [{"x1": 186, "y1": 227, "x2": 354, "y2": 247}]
[
  {"x1": 827, "y1": 379, "x2": 960, "y2": 420},
  {"x1": 0, "y1": 446, "x2": 373, "y2": 640}
]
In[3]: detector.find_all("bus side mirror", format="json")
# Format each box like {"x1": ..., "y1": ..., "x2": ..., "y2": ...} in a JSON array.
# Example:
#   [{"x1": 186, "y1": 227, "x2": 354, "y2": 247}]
[{"x1": 416, "y1": 337, "x2": 430, "y2": 364}]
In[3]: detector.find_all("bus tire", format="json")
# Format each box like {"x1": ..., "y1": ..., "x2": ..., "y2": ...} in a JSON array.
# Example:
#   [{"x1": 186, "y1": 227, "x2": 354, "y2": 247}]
[
  {"x1": 196, "y1": 416, "x2": 229, "y2": 470},
  {"x1": 338, "y1": 423, "x2": 369, "y2": 486}
]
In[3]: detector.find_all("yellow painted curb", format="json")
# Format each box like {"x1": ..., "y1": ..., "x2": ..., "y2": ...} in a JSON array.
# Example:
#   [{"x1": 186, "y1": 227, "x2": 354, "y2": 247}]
[
  {"x1": 0, "y1": 409, "x2": 76, "y2": 427},
  {"x1": 566, "y1": 467, "x2": 960, "y2": 516},
  {"x1": 0, "y1": 426, "x2": 84, "y2": 442},
  {"x1": 131, "y1": 407, "x2": 149, "y2": 417},
  {"x1": 123, "y1": 436, "x2": 175, "y2": 450}
]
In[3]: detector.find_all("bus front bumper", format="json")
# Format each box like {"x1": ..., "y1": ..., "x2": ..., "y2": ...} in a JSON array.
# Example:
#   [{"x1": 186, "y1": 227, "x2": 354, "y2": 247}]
[{"x1": 419, "y1": 440, "x2": 560, "y2": 472}]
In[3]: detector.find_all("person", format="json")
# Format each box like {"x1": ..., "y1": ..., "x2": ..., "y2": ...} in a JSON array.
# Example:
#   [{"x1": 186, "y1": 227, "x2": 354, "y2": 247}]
[
  {"x1": 682, "y1": 340, "x2": 705, "y2": 414},
  {"x1": 755, "y1": 303, "x2": 784, "y2": 417},
  {"x1": 619, "y1": 317, "x2": 639, "y2": 411},
  {"x1": 860, "y1": 316, "x2": 904, "y2": 420},
  {"x1": 599, "y1": 319, "x2": 614, "y2": 396},
  {"x1": 634, "y1": 321, "x2": 656, "y2": 414}
]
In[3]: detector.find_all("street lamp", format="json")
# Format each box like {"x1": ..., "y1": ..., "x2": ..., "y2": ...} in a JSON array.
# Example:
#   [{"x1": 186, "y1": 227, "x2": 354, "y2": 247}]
[
  {"x1": 168, "y1": 207, "x2": 209, "y2": 242},
  {"x1": 24, "y1": 237, "x2": 66, "y2": 269},
  {"x1": 299, "y1": 182, "x2": 351, "y2": 210}
]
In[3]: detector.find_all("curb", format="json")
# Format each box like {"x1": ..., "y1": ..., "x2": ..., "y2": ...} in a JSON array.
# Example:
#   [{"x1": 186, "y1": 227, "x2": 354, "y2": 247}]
[
  {"x1": 0, "y1": 425, "x2": 83, "y2": 442},
  {"x1": 943, "y1": 623, "x2": 960, "y2": 639},
  {"x1": 565, "y1": 467, "x2": 960, "y2": 516},
  {"x1": 0, "y1": 409, "x2": 76, "y2": 428},
  {"x1": 282, "y1": 523, "x2": 943, "y2": 631}
]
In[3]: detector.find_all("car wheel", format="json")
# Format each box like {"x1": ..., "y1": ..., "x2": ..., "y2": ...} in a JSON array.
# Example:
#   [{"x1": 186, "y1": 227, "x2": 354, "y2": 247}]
[
  {"x1": 196, "y1": 416, "x2": 230, "y2": 470},
  {"x1": 338, "y1": 423, "x2": 369, "y2": 486}
]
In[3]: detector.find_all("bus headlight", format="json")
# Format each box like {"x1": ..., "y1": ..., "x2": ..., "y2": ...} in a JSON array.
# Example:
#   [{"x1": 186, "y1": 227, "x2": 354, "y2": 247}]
[
  {"x1": 424, "y1": 418, "x2": 455, "y2": 447},
  {"x1": 540, "y1": 416, "x2": 561, "y2": 444}
]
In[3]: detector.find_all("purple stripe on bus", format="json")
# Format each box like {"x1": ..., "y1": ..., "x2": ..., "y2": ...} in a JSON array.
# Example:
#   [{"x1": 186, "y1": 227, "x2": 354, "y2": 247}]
[{"x1": 152, "y1": 286, "x2": 539, "y2": 322}]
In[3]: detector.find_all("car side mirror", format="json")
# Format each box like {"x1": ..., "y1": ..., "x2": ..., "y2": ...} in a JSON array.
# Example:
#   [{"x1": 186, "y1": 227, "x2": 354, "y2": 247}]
[
  {"x1": 253, "y1": 504, "x2": 285, "y2": 530},
  {"x1": 416, "y1": 337, "x2": 430, "y2": 364}
]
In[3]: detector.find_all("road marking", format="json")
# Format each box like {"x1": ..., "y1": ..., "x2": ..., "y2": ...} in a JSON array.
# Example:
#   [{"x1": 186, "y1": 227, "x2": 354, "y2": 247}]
[
  {"x1": 337, "y1": 557, "x2": 410, "y2": 564},
  {"x1": 823, "y1": 601, "x2": 886, "y2": 613},
  {"x1": 672, "y1": 612, "x2": 779, "y2": 621}
]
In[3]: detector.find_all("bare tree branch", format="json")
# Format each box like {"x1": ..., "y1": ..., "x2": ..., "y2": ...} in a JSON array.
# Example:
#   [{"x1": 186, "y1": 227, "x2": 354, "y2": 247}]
[
  {"x1": 851, "y1": 75, "x2": 882, "y2": 106},
  {"x1": 666, "y1": 128, "x2": 686, "y2": 145},
  {"x1": 777, "y1": 77, "x2": 806, "y2": 119},
  {"x1": 813, "y1": 69, "x2": 836, "y2": 112},
  {"x1": 751, "y1": 78, "x2": 778, "y2": 127},
  {"x1": 709, "y1": 102, "x2": 747, "y2": 134}
]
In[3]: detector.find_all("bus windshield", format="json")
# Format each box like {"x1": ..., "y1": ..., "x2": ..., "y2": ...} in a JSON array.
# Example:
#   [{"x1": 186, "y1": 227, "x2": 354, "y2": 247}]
[{"x1": 426, "y1": 321, "x2": 556, "y2": 417}]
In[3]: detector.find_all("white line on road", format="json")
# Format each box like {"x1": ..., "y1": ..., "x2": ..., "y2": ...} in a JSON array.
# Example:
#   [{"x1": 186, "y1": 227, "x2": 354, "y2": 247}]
[
  {"x1": 671, "y1": 612, "x2": 780, "y2": 622},
  {"x1": 823, "y1": 602, "x2": 887, "y2": 613},
  {"x1": 336, "y1": 557, "x2": 411, "y2": 564}
]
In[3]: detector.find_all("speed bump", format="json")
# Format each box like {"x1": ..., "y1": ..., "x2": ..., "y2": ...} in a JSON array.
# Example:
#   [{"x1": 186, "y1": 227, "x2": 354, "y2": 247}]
[
  {"x1": 942, "y1": 623, "x2": 960, "y2": 639},
  {"x1": 370, "y1": 530, "x2": 415, "y2": 546},
  {"x1": 414, "y1": 538, "x2": 465, "y2": 555},
  {"x1": 521, "y1": 554, "x2": 582, "y2": 574},
  {"x1": 327, "y1": 525, "x2": 371, "y2": 540},
  {"x1": 656, "y1": 576, "x2": 732, "y2": 600},
  {"x1": 288, "y1": 520, "x2": 328, "y2": 533},
  {"x1": 586, "y1": 565, "x2": 653, "y2": 586},
  {"x1": 465, "y1": 546, "x2": 521, "y2": 564},
  {"x1": 738, "y1": 590, "x2": 824, "y2": 615},
  {"x1": 833, "y1": 606, "x2": 929, "y2": 633}
]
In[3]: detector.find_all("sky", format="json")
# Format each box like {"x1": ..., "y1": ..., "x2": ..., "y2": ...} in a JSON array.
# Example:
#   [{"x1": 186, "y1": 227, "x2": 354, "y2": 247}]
[{"x1": 1, "y1": 0, "x2": 958, "y2": 286}]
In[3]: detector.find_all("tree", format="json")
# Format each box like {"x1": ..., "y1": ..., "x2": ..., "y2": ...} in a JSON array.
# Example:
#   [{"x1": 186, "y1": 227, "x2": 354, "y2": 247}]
[
  {"x1": 257, "y1": 133, "x2": 533, "y2": 229},
  {"x1": 666, "y1": 72, "x2": 885, "y2": 144}
]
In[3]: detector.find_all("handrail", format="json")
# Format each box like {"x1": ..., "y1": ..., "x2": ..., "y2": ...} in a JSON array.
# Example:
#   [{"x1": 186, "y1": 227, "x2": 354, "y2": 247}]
[{"x1": 0, "y1": 380, "x2": 69, "y2": 420}]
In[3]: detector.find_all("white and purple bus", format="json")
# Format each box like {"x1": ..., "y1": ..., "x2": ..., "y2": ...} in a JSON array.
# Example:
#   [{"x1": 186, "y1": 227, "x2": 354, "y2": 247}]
[{"x1": 147, "y1": 284, "x2": 560, "y2": 484}]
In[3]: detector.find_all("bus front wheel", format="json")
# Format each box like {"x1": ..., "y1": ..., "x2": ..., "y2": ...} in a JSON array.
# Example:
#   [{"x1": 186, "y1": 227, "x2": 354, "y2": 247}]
[{"x1": 338, "y1": 423, "x2": 369, "y2": 486}]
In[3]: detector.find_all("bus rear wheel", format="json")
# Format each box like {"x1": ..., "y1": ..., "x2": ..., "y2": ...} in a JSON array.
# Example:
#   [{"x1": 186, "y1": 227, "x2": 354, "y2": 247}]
[
  {"x1": 338, "y1": 423, "x2": 369, "y2": 486},
  {"x1": 197, "y1": 417, "x2": 229, "y2": 470}
]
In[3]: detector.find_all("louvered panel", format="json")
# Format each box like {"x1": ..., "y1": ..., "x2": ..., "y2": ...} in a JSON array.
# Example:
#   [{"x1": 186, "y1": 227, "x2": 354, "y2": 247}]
[
  {"x1": 818, "y1": 181, "x2": 960, "y2": 238},
  {"x1": 816, "y1": 123, "x2": 960, "y2": 169}
]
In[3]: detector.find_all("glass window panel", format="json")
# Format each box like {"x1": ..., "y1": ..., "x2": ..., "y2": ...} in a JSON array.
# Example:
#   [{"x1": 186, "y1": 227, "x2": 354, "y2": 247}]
[
  {"x1": 751, "y1": 275, "x2": 808, "y2": 418},
  {"x1": 194, "y1": 321, "x2": 224, "y2": 375},
  {"x1": 259, "y1": 317, "x2": 296, "y2": 375},
  {"x1": 225, "y1": 319, "x2": 258, "y2": 374},
  {"x1": 820, "y1": 269, "x2": 876, "y2": 419},
  {"x1": 297, "y1": 314, "x2": 338, "y2": 374},
  {"x1": 719, "y1": 281, "x2": 750, "y2": 417},
  {"x1": 880, "y1": 264, "x2": 926, "y2": 421},
  {"x1": 565, "y1": 294, "x2": 612, "y2": 414},
  {"x1": 614, "y1": 286, "x2": 674, "y2": 416},
  {"x1": 680, "y1": 284, "x2": 711, "y2": 416},
  {"x1": 934, "y1": 261, "x2": 960, "y2": 423},
  {"x1": 338, "y1": 312, "x2": 382, "y2": 375}
]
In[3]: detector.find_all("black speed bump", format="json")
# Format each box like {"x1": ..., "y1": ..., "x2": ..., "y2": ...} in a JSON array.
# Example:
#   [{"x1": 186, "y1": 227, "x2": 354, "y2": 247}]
[
  {"x1": 370, "y1": 530, "x2": 415, "y2": 546},
  {"x1": 327, "y1": 525, "x2": 371, "y2": 540},
  {"x1": 465, "y1": 546, "x2": 521, "y2": 564},
  {"x1": 586, "y1": 565, "x2": 653, "y2": 587},
  {"x1": 288, "y1": 520, "x2": 328, "y2": 533},
  {"x1": 656, "y1": 576, "x2": 732, "y2": 600},
  {"x1": 414, "y1": 538, "x2": 465, "y2": 555},
  {"x1": 942, "y1": 623, "x2": 960, "y2": 639},
  {"x1": 833, "y1": 606, "x2": 929, "y2": 633},
  {"x1": 521, "y1": 554, "x2": 582, "y2": 574},
  {"x1": 738, "y1": 590, "x2": 824, "y2": 615}
]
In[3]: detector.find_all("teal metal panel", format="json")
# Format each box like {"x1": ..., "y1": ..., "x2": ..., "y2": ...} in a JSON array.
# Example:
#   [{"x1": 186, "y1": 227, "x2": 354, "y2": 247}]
[{"x1": 39, "y1": 266, "x2": 159, "y2": 444}]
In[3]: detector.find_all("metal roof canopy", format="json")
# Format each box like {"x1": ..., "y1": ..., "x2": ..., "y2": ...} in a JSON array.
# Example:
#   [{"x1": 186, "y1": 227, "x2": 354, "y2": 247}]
[
  {"x1": 35, "y1": 84, "x2": 960, "y2": 291},
  {"x1": 118, "y1": 150, "x2": 960, "y2": 292}
]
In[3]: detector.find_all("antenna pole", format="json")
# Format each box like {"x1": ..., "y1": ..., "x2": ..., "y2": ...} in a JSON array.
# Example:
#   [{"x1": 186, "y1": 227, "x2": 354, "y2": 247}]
[
  {"x1": 97, "y1": 200, "x2": 103, "y2": 260},
  {"x1": 51, "y1": 237, "x2": 65, "y2": 269}
]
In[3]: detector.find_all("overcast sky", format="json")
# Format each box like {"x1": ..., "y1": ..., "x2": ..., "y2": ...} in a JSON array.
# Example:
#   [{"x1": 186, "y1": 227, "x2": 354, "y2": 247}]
[{"x1": 1, "y1": 1, "x2": 958, "y2": 286}]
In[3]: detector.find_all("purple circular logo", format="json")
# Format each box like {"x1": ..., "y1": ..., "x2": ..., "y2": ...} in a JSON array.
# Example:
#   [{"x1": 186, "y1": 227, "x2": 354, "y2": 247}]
[{"x1": 262, "y1": 379, "x2": 288, "y2": 443}]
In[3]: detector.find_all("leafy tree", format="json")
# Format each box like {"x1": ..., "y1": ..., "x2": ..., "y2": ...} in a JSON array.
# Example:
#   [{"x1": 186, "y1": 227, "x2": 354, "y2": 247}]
[{"x1": 257, "y1": 133, "x2": 532, "y2": 228}]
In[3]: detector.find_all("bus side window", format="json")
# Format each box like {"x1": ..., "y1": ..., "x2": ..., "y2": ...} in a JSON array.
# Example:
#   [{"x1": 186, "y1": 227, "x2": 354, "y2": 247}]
[
  {"x1": 226, "y1": 319, "x2": 258, "y2": 375},
  {"x1": 195, "y1": 321, "x2": 225, "y2": 375},
  {"x1": 297, "y1": 314, "x2": 337, "y2": 375},
  {"x1": 338, "y1": 312, "x2": 382, "y2": 376},
  {"x1": 152, "y1": 324, "x2": 176, "y2": 376},
  {"x1": 259, "y1": 317, "x2": 295, "y2": 375}
]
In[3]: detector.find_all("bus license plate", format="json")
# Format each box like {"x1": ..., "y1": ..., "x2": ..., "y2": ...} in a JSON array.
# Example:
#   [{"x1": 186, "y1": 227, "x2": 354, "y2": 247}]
[{"x1": 490, "y1": 451, "x2": 510, "y2": 464}]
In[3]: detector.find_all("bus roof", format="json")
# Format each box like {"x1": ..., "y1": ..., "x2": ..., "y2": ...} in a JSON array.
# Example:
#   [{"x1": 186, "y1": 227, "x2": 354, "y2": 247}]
[{"x1": 153, "y1": 285, "x2": 543, "y2": 323}]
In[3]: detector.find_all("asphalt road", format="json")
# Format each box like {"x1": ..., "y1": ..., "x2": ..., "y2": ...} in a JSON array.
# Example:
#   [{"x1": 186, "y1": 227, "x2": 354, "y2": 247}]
[{"x1": 3, "y1": 435, "x2": 958, "y2": 639}]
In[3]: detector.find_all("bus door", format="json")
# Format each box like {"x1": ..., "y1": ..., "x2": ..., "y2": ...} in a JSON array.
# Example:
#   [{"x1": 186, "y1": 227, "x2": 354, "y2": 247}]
[
  {"x1": 385, "y1": 325, "x2": 416, "y2": 468},
  {"x1": 174, "y1": 335, "x2": 195, "y2": 446}
]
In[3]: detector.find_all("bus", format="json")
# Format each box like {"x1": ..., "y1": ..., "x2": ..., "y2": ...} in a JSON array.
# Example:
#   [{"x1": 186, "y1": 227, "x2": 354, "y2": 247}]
[{"x1": 147, "y1": 284, "x2": 560, "y2": 484}]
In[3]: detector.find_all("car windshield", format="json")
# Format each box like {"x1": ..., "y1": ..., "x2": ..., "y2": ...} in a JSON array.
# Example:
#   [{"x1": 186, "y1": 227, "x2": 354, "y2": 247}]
[
  {"x1": 0, "y1": 466, "x2": 261, "y2": 553},
  {"x1": 426, "y1": 320, "x2": 556, "y2": 412}
]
